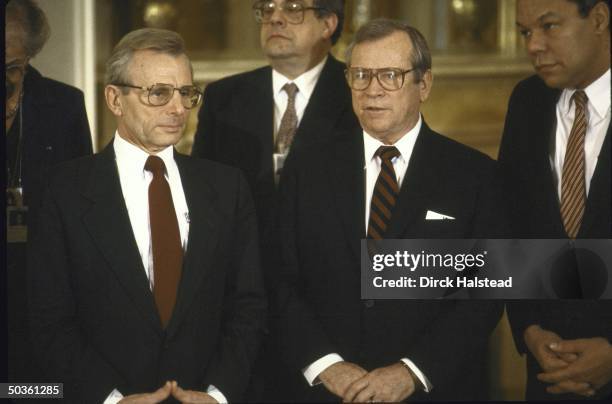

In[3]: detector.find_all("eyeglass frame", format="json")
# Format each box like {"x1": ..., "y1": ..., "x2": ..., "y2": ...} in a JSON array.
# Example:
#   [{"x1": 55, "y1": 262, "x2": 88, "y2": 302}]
[
  {"x1": 6, "y1": 58, "x2": 29, "y2": 100},
  {"x1": 112, "y1": 82, "x2": 203, "y2": 109},
  {"x1": 252, "y1": 1, "x2": 325, "y2": 25},
  {"x1": 344, "y1": 67, "x2": 416, "y2": 92}
]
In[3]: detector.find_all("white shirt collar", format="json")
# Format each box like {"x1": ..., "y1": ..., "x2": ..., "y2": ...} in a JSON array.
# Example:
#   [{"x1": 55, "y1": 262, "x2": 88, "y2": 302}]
[
  {"x1": 113, "y1": 131, "x2": 176, "y2": 179},
  {"x1": 363, "y1": 115, "x2": 423, "y2": 163},
  {"x1": 272, "y1": 56, "x2": 328, "y2": 101},
  {"x1": 561, "y1": 69, "x2": 611, "y2": 121}
]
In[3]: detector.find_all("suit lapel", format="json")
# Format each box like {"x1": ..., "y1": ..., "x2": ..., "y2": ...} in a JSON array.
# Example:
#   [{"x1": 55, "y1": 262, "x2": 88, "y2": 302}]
[
  {"x1": 248, "y1": 68, "x2": 275, "y2": 182},
  {"x1": 580, "y1": 126, "x2": 611, "y2": 236},
  {"x1": 292, "y1": 56, "x2": 352, "y2": 150},
  {"x1": 386, "y1": 123, "x2": 441, "y2": 238},
  {"x1": 165, "y1": 153, "x2": 222, "y2": 338},
  {"x1": 81, "y1": 143, "x2": 163, "y2": 335},
  {"x1": 331, "y1": 130, "x2": 366, "y2": 260}
]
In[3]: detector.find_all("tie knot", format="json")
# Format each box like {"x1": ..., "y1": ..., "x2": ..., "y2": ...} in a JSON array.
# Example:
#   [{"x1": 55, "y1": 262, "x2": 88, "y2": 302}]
[
  {"x1": 144, "y1": 155, "x2": 166, "y2": 177},
  {"x1": 283, "y1": 82, "x2": 299, "y2": 100},
  {"x1": 375, "y1": 146, "x2": 401, "y2": 161},
  {"x1": 572, "y1": 90, "x2": 588, "y2": 109}
]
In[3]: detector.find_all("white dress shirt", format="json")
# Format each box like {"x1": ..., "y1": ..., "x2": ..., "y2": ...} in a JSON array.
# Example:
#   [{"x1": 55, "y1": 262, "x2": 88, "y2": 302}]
[
  {"x1": 104, "y1": 133, "x2": 227, "y2": 404},
  {"x1": 272, "y1": 56, "x2": 327, "y2": 138},
  {"x1": 551, "y1": 69, "x2": 611, "y2": 199},
  {"x1": 302, "y1": 116, "x2": 433, "y2": 393}
]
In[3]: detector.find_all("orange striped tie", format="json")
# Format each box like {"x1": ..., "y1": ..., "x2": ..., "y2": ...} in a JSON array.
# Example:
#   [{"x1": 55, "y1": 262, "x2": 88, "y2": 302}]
[
  {"x1": 368, "y1": 146, "x2": 401, "y2": 239},
  {"x1": 560, "y1": 90, "x2": 588, "y2": 239}
]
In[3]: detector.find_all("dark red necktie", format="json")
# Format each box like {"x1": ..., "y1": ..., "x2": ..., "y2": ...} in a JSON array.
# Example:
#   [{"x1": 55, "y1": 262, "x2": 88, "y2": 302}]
[{"x1": 144, "y1": 155, "x2": 182, "y2": 328}]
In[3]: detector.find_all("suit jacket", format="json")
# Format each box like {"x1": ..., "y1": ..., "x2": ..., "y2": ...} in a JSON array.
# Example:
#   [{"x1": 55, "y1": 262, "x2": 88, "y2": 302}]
[
  {"x1": 15, "y1": 65, "x2": 93, "y2": 228},
  {"x1": 27, "y1": 143, "x2": 266, "y2": 403},
  {"x1": 275, "y1": 122, "x2": 503, "y2": 401},
  {"x1": 499, "y1": 75, "x2": 612, "y2": 400},
  {"x1": 191, "y1": 55, "x2": 360, "y2": 276}
]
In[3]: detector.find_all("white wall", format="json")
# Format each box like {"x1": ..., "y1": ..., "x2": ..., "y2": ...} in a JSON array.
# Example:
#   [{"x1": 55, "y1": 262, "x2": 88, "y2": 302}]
[{"x1": 30, "y1": 0, "x2": 97, "y2": 150}]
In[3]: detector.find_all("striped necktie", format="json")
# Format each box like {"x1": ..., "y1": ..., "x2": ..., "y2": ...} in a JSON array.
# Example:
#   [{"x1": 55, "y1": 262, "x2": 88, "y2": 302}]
[
  {"x1": 560, "y1": 90, "x2": 588, "y2": 239},
  {"x1": 367, "y1": 146, "x2": 401, "y2": 239}
]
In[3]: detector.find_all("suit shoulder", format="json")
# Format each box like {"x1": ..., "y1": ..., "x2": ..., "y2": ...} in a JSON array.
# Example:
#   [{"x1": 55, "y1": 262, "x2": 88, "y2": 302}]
[
  {"x1": 206, "y1": 66, "x2": 270, "y2": 92},
  {"x1": 510, "y1": 74, "x2": 550, "y2": 100},
  {"x1": 427, "y1": 129, "x2": 495, "y2": 171}
]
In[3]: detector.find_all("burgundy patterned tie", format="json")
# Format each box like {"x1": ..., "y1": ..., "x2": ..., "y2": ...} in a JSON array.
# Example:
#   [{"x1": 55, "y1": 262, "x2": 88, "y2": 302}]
[
  {"x1": 144, "y1": 155, "x2": 182, "y2": 328},
  {"x1": 560, "y1": 90, "x2": 588, "y2": 239},
  {"x1": 367, "y1": 146, "x2": 401, "y2": 239},
  {"x1": 275, "y1": 83, "x2": 299, "y2": 154}
]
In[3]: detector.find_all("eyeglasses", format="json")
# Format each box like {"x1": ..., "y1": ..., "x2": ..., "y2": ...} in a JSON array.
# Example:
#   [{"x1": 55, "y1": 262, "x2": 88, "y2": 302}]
[
  {"x1": 253, "y1": 1, "x2": 324, "y2": 24},
  {"x1": 6, "y1": 60, "x2": 28, "y2": 100},
  {"x1": 345, "y1": 67, "x2": 415, "y2": 91},
  {"x1": 113, "y1": 82, "x2": 203, "y2": 109}
]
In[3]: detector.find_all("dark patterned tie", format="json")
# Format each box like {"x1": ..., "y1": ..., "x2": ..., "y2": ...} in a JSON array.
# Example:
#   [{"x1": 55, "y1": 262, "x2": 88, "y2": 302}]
[
  {"x1": 367, "y1": 146, "x2": 401, "y2": 239},
  {"x1": 144, "y1": 155, "x2": 183, "y2": 328},
  {"x1": 276, "y1": 83, "x2": 299, "y2": 154},
  {"x1": 560, "y1": 90, "x2": 588, "y2": 239}
]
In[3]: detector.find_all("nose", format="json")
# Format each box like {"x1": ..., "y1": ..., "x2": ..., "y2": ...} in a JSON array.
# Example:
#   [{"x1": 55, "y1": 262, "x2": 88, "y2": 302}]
[
  {"x1": 269, "y1": 4, "x2": 287, "y2": 26},
  {"x1": 525, "y1": 30, "x2": 546, "y2": 57},
  {"x1": 166, "y1": 90, "x2": 186, "y2": 115},
  {"x1": 364, "y1": 74, "x2": 385, "y2": 98}
]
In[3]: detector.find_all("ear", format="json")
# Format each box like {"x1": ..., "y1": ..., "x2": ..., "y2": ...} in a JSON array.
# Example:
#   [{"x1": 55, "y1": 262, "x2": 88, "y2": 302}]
[
  {"x1": 419, "y1": 70, "x2": 433, "y2": 103},
  {"x1": 104, "y1": 85, "x2": 123, "y2": 117},
  {"x1": 321, "y1": 13, "x2": 338, "y2": 41},
  {"x1": 590, "y1": 1, "x2": 610, "y2": 35}
]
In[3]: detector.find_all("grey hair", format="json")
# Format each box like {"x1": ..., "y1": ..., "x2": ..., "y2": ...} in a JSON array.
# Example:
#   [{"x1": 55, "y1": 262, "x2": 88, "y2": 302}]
[
  {"x1": 345, "y1": 18, "x2": 432, "y2": 83},
  {"x1": 6, "y1": 0, "x2": 51, "y2": 58},
  {"x1": 105, "y1": 28, "x2": 190, "y2": 86}
]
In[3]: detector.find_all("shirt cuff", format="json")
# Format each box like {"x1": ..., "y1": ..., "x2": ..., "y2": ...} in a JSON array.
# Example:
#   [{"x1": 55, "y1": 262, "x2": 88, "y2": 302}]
[
  {"x1": 206, "y1": 384, "x2": 228, "y2": 403},
  {"x1": 302, "y1": 353, "x2": 344, "y2": 386},
  {"x1": 103, "y1": 389, "x2": 123, "y2": 404},
  {"x1": 401, "y1": 358, "x2": 433, "y2": 393}
]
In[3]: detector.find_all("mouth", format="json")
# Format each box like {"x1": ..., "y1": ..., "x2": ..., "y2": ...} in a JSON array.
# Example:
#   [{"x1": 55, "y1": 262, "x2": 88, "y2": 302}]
[
  {"x1": 268, "y1": 32, "x2": 290, "y2": 41},
  {"x1": 159, "y1": 124, "x2": 184, "y2": 133},
  {"x1": 535, "y1": 63, "x2": 558, "y2": 73},
  {"x1": 362, "y1": 106, "x2": 389, "y2": 114}
]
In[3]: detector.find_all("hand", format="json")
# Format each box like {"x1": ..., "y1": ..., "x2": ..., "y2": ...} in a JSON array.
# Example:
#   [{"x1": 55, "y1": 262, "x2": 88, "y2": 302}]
[
  {"x1": 118, "y1": 381, "x2": 172, "y2": 403},
  {"x1": 523, "y1": 325, "x2": 576, "y2": 372},
  {"x1": 318, "y1": 361, "x2": 368, "y2": 398},
  {"x1": 343, "y1": 362, "x2": 415, "y2": 403},
  {"x1": 538, "y1": 337, "x2": 612, "y2": 396},
  {"x1": 171, "y1": 383, "x2": 219, "y2": 403}
]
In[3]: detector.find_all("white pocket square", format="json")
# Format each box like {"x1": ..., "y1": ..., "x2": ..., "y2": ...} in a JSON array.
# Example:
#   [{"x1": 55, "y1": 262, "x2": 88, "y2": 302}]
[{"x1": 425, "y1": 210, "x2": 455, "y2": 220}]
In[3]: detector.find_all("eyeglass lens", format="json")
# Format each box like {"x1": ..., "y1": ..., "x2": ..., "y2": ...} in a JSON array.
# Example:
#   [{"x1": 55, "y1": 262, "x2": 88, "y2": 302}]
[
  {"x1": 148, "y1": 84, "x2": 201, "y2": 109},
  {"x1": 347, "y1": 69, "x2": 407, "y2": 91},
  {"x1": 255, "y1": 1, "x2": 305, "y2": 24}
]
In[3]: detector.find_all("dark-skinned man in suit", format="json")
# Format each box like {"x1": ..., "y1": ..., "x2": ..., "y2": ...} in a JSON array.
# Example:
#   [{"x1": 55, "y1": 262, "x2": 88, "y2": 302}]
[
  {"x1": 27, "y1": 28, "x2": 266, "y2": 404},
  {"x1": 500, "y1": 0, "x2": 611, "y2": 400},
  {"x1": 276, "y1": 19, "x2": 502, "y2": 402}
]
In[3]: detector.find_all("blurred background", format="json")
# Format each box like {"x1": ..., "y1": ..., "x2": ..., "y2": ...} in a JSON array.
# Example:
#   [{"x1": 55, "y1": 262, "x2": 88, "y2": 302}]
[{"x1": 31, "y1": 0, "x2": 534, "y2": 399}]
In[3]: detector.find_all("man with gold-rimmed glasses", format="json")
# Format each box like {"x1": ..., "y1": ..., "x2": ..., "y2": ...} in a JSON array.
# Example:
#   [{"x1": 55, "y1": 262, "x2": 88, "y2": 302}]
[
  {"x1": 6, "y1": 0, "x2": 93, "y2": 386},
  {"x1": 28, "y1": 28, "x2": 266, "y2": 403},
  {"x1": 275, "y1": 18, "x2": 502, "y2": 401},
  {"x1": 191, "y1": 1, "x2": 359, "y2": 401}
]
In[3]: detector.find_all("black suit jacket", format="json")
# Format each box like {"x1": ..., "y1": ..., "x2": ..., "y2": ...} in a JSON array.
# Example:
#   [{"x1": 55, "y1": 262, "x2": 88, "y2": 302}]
[
  {"x1": 276, "y1": 122, "x2": 503, "y2": 401},
  {"x1": 191, "y1": 56, "x2": 360, "y2": 275},
  {"x1": 499, "y1": 75, "x2": 612, "y2": 400},
  {"x1": 27, "y1": 143, "x2": 266, "y2": 403}
]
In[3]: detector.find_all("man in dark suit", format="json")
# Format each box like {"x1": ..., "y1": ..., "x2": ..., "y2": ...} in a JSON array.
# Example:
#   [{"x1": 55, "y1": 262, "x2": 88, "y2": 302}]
[
  {"x1": 500, "y1": 0, "x2": 611, "y2": 400},
  {"x1": 5, "y1": 0, "x2": 93, "y2": 384},
  {"x1": 275, "y1": 19, "x2": 502, "y2": 402},
  {"x1": 191, "y1": 2, "x2": 359, "y2": 400},
  {"x1": 28, "y1": 28, "x2": 266, "y2": 403}
]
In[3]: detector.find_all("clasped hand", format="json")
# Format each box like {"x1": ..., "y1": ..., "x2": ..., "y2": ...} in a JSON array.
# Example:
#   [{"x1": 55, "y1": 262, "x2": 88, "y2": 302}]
[
  {"x1": 319, "y1": 361, "x2": 415, "y2": 402},
  {"x1": 118, "y1": 381, "x2": 218, "y2": 403},
  {"x1": 524, "y1": 325, "x2": 612, "y2": 397}
]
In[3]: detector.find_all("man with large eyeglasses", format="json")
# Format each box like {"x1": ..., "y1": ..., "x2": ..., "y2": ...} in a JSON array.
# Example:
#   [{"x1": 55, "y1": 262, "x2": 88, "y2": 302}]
[
  {"x1": 275, "y1": 18, "x2": 502, "y2": 402},
  {"x1": 191, "y1": 0, "x2": 359, "y2": 401},
  {"x1": 27, "y1": 28, "x2": 265, "y2": 404},
  {"x1": 5, "y1": 0, "x2": 93, "y2": 387}
]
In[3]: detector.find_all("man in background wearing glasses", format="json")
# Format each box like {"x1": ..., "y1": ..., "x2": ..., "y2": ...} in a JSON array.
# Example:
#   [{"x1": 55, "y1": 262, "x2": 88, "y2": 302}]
[
  {"x1": 27, "y1": 28, "x2": 266, "y2": 403},
  {"x1": 275, "y1": 19, "x2": 502, "y2": 401},
  {"x1": 191, "y1": 1, "x2": 359, "y2": 400}
]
